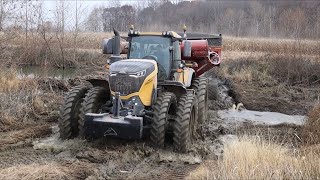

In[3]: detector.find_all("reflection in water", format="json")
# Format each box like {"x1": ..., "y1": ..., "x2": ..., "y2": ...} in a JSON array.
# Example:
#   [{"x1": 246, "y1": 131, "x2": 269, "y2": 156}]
[{"x1": 19, "y1": 66, "x2": 77, "y2": 79}]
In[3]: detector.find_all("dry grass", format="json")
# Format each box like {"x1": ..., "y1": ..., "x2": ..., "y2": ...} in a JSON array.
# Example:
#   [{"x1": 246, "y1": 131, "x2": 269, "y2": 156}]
[
  {"x1": 0, "y1": 69, "x2": 20, "y2": 92},
  {"x1": 2, "y1": 31, "x2": 319, "y2": 68},
  {"x1": 0, "y1": 162, "x2": 94, "y2": 180},
  {"x1": 0, "y1": 32, "x2": 109, "y2": 67},
  {"x1": 187, "y1": 136, "x2": 320, "y2": 180},
  {"x1": 0, "y1": 70, "x2": 38, "y2": 131},
  {"x1": 224, "y1": 36, "x2": 320, "y2": 56},
  {"x1": 5, "y1": 32, "x2": 113, "y2": 50},
  {"x1": 302, "y1": 104, "x2": 320, "y2": 145},
  {"x1": 218, "y1": 54, "x2": 320, "y2": 86},
  {"x1": 0, "y1": 68, "x2": 62, "y2": 132}
]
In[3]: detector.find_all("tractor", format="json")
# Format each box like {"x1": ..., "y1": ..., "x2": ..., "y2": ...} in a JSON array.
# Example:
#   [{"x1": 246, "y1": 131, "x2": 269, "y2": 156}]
[{"x1": 59, "y1": 26, "x2": 222, "y2": 152}]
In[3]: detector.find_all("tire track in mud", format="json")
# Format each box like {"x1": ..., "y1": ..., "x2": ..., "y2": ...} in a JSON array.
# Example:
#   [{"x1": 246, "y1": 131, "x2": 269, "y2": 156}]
[
  {"x1": 0, "y1": 124, "x2": 56, "y2": 169},
  {"x1": 0, "y1": 147, "x2": 55, "y2": 169},
  {"x1": 122, "y1": 151, "x2": 201, "y2": 180},
  {"x1": 158, "y1": 164, "x2": 199, "y2": 180}
]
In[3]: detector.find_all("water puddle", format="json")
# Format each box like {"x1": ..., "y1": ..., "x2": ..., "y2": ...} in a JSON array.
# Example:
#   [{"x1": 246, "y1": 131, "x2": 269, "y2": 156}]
[
  {"x1": 32, "y1": 126, "x2": 86, "y2": 153},
  {"x1": 218, "y1": 109, "x2": 305, "y2": 126},
  {"x1": 18, "y1": 66, "x2": 77, "y2": 79}
]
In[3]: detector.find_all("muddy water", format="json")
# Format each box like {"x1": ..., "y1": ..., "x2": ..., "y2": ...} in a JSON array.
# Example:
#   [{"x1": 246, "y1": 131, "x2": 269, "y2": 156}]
[
  {"x1": 218, "y1": 109, "x2": 305, "y2": 126},
  {"x1": 19, "y1": 66, "x2": 77, "y2": 79}
]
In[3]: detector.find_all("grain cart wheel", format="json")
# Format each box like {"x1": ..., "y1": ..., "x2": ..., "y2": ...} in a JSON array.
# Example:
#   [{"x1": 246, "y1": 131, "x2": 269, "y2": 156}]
[
  {"x1": 59, "y1": 85, "x2": 91, "y2": 139},
  {"x1": 208, "y1": 78, "x2": 219, "y2": 100},
  {"x1": 151, "y1": 92, "x2": 177, "y2": 148},
  {"x1": 79, "y1": 86, "x2": 110, "y2": 137},
  {"x1": 191, "y1": 77, "x2": 209, "y2": 124},
  {"x1": 173, "y1": 92, "x2": 198, "y2": 153}
]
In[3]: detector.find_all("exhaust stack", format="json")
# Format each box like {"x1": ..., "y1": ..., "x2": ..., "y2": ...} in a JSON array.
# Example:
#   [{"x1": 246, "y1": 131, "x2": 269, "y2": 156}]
[{"x1": 110, "y1": 28, "x2": 122, "y2": 63}]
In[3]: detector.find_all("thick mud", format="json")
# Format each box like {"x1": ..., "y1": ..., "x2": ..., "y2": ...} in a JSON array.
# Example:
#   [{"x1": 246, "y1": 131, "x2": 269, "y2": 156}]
[{"x1": 0, "y1": 75, "x2": 308, "y2": 179}]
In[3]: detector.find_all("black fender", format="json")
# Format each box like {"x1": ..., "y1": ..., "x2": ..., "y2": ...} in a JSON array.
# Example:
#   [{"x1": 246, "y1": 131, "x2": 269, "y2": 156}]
[
  {"x1": 158, "y1": 81, "x2": 187, "y2": 99},
  {"x1": 86, "y1": 78, "x2": 109, "y2": 90}
]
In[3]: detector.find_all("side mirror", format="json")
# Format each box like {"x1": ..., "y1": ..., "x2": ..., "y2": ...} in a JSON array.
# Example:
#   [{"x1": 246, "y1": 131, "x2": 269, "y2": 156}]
[
  {"x1": 173, "y1": 41, "x2": 181, "y2": 60},
  {"x1": 183, "y1": 40, "x2": 192, "y2": 57},
  {"x1": 102, "y1": 38, "x2": 113, "y2": 54},
  {"x1": 102, "y1": 38, "x2": 129, "y2": 55}
]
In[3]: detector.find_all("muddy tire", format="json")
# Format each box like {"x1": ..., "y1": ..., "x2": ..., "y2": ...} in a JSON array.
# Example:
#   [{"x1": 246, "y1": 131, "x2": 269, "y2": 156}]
[
  {"x1": 191, "y1": 77, "x2": 208, "y2": 124},
  {"x1": 173, "y1": 92, "x2": 198, "y2": 153},
  {"x1": 59, "y1": 85, "x2": 91, "y2": 140},
  {"x1": 79, "y1": 87, "x2": 110, "y2": 137},
  {"x1": 208, "y1": 82, "x2": 219, "y2": 100},
  {"x1": 151, "y1": 92, "x2": 177, "y2": 148}
]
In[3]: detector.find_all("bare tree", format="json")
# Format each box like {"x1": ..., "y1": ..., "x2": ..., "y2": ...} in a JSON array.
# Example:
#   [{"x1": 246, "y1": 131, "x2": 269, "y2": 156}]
[
  {"x1": 85, "y1": 7, "x2": 103, "y2": 32},
  {"x1": 54, "y1": 0, "x2": 66, "y2": 69}
]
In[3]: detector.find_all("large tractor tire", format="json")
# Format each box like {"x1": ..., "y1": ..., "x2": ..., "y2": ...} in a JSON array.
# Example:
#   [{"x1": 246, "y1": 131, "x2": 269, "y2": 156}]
[
  {"x1": 191, "y1": 77, "x2": 209, "y2": 124},
  {"x1": 59, "y1": 85, "x2": 91, "y2": 139},
  {"x1": 151, "y1": 92, "x2": 177, "y2": 148},
  {"x1": 207, "y1": 78, "x2": 219, "y2": 100},
  {"x1": 173, "y1": 92, "x2": 198, "y2": 153},
  {"x1": 79, "y1": 86, "x2": 110, "y2": 137}
]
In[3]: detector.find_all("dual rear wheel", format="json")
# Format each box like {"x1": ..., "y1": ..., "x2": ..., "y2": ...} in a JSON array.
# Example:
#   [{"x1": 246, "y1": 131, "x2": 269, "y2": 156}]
[
  {"x1": 59, "y1": 85, "x2": 109, "y2": 140},
  {"x1": 59, "y1": 78, "x2": 208, "y2": 153},
  {"x1": 150, "y1": 91, "x2": 200, "y2": 153}
]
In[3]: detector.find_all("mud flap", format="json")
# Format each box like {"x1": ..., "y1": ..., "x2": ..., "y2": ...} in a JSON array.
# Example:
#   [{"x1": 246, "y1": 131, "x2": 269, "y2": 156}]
[{"x1": 84, "y1": 113, "x2": 143, "y2": 139}]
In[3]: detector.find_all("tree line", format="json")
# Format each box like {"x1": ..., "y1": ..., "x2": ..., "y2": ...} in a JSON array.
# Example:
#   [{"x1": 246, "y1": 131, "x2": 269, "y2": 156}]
[
  {"x1": 86, "y1": 0, "x2": 320, "y2": 39},
  {"x1": 0, "y1": 0, "x2": 319, "y2": 39}
]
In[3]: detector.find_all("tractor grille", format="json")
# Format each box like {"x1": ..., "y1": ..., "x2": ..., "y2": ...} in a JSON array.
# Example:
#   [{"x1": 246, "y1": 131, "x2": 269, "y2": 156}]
[{"x1": 109, "y1": 74, "x2": 144, "y2": 96}]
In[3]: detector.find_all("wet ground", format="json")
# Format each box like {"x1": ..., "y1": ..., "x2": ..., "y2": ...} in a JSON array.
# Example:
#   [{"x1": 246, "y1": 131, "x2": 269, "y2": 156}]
[{"x1": 0, "y1": 76, "x2": 309, "y2": 179}]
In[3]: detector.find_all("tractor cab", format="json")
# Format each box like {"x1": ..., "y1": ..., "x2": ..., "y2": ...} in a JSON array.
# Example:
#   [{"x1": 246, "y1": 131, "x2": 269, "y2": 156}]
[{"x1": 127, "y1": 30, "x2": 183, "y2": 81}]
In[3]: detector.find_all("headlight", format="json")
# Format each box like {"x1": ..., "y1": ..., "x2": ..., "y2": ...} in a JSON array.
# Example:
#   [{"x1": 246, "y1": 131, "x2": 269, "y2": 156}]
[
  {"x1": 129, "y1": 70, "x2": 146, "y2": 77},
  {"x1": 110, "y1": 72, "x2": 117, "y2": 76}
]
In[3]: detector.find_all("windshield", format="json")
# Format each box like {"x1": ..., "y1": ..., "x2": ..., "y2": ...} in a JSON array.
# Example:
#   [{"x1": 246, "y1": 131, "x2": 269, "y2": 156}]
[{"x1": 129, "y1": 36, "x2": 171, "y2": 77}]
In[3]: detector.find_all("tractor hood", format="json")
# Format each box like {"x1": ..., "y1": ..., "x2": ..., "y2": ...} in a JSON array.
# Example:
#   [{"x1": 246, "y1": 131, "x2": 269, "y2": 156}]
[{"x1": 109, "y1": 59, "x2": 156, "y2": 75}]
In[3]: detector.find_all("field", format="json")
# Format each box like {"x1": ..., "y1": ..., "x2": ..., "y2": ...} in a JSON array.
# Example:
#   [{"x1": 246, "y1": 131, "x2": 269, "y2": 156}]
[{"x1": 0, "y1": 32, "x2": 320, "y2": 179}]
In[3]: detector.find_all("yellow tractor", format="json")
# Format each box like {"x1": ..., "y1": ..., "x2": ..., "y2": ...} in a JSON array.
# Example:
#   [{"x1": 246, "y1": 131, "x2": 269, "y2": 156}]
[{"x1": 59, "y1": 27, "x2": 222, "y2": 152}]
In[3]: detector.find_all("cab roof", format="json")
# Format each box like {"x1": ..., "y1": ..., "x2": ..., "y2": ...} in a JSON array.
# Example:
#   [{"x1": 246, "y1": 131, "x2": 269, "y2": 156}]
[{"x1": 129, "y1": 31, "x2": 182, "y2": 38}]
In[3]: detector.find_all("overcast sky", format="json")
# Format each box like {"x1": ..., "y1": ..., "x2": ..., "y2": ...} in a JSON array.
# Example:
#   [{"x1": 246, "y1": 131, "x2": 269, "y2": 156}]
[
  {"x1": 43, "y1": 0, "x2": 153, "y2": 11},
  {"x1": 42, "y1": 0, "x2": 156, "y2": 24},
  {"x1": 40, "y1": 0, "x2": 193, "y2": 30}
]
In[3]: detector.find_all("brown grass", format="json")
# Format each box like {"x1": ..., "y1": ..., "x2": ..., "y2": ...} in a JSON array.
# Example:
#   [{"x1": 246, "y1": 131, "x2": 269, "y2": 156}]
[
  {"x1": 0, "y1": 69, "x2": 20, "y2": 93},
  {"x1": 1, "y1": 31, "x2": 319, "y2": 68},
  {"x1": 224, "y1": 36, "x2": 320, "y2": 56},
  {"x1": 0, "y1": 68, "x2": 62, "y2": 132},
  {"x1": 302, "y1": 104, "x2": 320, "y2": 145},
  {"x1": 218, "y1": 54, "x2": 320, "y2": 86},
  {"x1": 1, "y1": 32, "x2": 110, "y2": 67},
  {"x1": 187, "y1": 136, "x2": 320, "y2": 180}
]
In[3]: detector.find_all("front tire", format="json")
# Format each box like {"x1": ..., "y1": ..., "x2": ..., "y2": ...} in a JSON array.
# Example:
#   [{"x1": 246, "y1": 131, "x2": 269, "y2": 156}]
[
  {"x1": 59, "y1": 85, "x2": 91, "y2": 139},
  {"x1": 173, "y1": 92, "x2": 198, "y2": 153},
  {"x1": 79, "y1": 87, "x2": 110, "y2": 137},
  {"x1": 150, "y1": 92, "x2": 177, "y2": 148}
]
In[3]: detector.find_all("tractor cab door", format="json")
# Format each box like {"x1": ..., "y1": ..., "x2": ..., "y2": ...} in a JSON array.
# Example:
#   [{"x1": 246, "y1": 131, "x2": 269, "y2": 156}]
[{"x1": 128, "y1": 36, "x2": 172, "y2": 81}]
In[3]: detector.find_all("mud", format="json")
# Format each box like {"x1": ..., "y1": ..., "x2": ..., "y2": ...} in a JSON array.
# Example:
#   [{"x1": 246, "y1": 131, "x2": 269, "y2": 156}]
[
  {"x1": 0, "y1": 75, "x2": 310, "y2": 179},
  {"x1": 234, "y1": 83, "x2": 318, "y2": 115}
]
